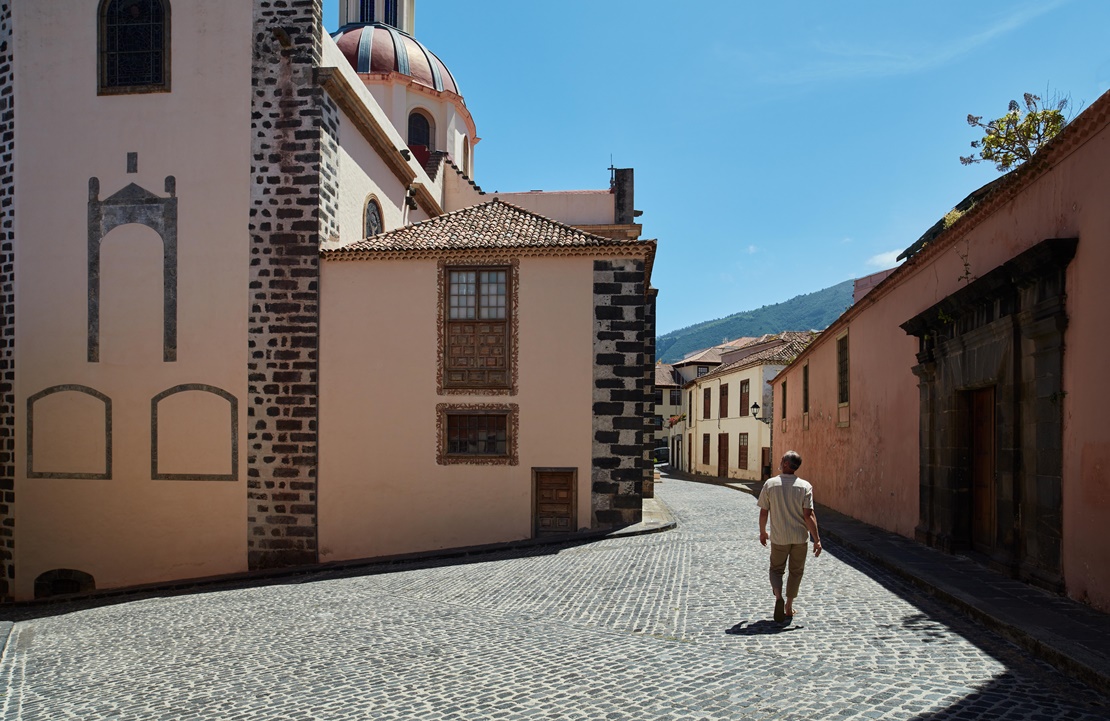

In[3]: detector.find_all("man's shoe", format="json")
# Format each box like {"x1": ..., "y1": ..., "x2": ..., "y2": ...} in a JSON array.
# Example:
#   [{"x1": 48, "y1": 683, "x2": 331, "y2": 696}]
[{"x1": 773, "y1": 598, "x2": 785, "y2": 623}]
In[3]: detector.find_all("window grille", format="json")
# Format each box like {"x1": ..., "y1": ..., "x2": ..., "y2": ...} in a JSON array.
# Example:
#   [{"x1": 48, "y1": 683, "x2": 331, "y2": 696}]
[{"x1": 100, "y1": 0, "x2": 168, "y2": 93}]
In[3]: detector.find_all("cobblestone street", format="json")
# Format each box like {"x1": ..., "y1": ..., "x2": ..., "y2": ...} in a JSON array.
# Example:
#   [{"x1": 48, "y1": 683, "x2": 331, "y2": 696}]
[{"x1": 1, "y1": 477, "x2": 1107, "y2": 720}]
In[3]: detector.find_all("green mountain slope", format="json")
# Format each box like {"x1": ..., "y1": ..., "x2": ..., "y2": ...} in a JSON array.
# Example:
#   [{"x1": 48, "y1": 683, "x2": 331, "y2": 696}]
[{"x1": 657, "y1": 280, "x2": 853, "y2": 363}]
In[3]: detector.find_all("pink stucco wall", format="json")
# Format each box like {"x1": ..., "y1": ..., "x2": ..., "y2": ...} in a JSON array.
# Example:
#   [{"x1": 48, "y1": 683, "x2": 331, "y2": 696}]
[
  {"x1": 318, "y1": 255, "x2": 598, "y2": 562},
  {"x1": 774, "y1": 100, "x2": 1110, "y2": 610},
  {"x1": 12, "y1": 1, "x2": 253, "y2": 599}
]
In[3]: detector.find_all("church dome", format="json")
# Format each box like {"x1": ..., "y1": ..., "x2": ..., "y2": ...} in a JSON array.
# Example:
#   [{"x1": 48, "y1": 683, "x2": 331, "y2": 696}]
[{"x1": 331, "y1": 23, "x2": 460, "y2": 97}]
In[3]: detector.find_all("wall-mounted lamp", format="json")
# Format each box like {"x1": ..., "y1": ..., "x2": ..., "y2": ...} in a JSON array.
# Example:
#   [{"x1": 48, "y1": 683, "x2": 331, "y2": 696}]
[{"x1": 751, "y1": 402, "x2": 772, "y2": 425}]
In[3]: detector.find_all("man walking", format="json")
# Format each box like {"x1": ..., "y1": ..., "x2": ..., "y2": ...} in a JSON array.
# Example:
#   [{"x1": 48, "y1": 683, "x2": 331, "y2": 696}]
[{"x1": 758, "y1": 450, "x2": 822, "y2": 622}]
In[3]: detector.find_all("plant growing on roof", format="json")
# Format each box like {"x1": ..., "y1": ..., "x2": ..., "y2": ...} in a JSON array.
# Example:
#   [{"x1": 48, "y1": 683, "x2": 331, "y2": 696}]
[{"x1": 960, "y1": 92, "x2": 1071, "y2": 172}]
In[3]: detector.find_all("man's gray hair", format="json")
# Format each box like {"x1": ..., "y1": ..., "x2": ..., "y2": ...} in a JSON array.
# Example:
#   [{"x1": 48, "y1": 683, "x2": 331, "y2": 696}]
[{"x1": 782, "y1": 450, "x2": 802, "y2": 472}]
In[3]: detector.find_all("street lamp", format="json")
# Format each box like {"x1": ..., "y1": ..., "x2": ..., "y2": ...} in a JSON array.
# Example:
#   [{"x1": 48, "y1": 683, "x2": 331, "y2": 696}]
[{"x1": 751, "y1": 401, "x2": 772, "y2": 425}]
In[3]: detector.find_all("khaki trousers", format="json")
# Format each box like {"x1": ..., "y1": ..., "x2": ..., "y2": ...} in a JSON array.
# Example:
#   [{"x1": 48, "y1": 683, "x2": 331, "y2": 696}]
[{"x1": 769, "y1": 542, "x2": 808, "y2": 599}]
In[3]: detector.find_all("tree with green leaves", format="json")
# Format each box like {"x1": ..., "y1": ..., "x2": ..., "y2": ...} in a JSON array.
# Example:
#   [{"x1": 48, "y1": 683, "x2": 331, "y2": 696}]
[{"x1": 960, "y1": 92, "x2": 1070, "y2": 172}]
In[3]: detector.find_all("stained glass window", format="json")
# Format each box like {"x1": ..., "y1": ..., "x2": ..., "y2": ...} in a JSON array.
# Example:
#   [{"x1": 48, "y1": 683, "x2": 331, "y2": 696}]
[
  {"x1": 365, "y1": 198, "x2": 383, "y2": 237},
  {"x1": 101, "y1": 0, "x2": 168, "y2": 92}
]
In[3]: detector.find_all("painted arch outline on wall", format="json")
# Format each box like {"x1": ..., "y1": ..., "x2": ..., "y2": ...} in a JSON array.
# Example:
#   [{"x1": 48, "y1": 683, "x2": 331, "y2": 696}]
[
  {"x1": 26, "y1": 385, "x2": 113, "y2": 480},
  {"x1": 88, "y1": 176, "x2": 178, "y2": 363},
  {"x1": 151, "y1": 384, "x2": 238, "y2": 481}
]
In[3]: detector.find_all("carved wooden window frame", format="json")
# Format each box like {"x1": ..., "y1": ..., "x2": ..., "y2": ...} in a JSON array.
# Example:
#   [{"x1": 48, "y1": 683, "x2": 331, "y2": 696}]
[
  {"x1": 437, "y1": 258, "x2": 519, "y2": 395},
  {"x1": 436, "y1": 403, "x2": 519, "y2": 466}
]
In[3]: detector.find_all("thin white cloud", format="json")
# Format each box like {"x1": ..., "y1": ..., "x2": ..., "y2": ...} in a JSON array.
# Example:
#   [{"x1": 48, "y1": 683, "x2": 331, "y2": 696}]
[
  {"x1": 747, "y1": 245, "x2": 758, "y2": 254},
  {"x1": 761, "y1": 1, "x2": 1070, "y2": 85},
  {"x1": 866, "y1": 250, "x2": 902, "y2": 269}
]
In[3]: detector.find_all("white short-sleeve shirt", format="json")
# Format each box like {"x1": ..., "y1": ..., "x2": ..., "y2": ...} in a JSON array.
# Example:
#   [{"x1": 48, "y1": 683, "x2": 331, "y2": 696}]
[{"x1": 757, "y1": 474, "x2": 814, "y2": 546}]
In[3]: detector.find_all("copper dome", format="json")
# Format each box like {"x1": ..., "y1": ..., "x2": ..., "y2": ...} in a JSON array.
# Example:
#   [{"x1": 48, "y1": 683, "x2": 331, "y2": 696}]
[{"x1": 331, "y1": 23, "x2": 460, "y2": 97}]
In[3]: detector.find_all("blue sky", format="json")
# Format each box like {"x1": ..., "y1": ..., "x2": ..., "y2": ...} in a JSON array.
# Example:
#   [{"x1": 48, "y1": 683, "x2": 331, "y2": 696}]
[{"x1": 323, "y1": 0, "x2": 1110, "y2": 335}]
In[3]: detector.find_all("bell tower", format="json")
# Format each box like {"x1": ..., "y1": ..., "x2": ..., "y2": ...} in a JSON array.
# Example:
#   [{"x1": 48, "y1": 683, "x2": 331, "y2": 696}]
[{"x1": 339, "y1": 0, "x2": 415, "y2": 34}]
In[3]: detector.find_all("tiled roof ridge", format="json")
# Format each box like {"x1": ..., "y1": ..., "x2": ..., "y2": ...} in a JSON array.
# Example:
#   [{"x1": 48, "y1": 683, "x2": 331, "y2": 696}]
[
  {"x1": 483, "y1": 198, "x2": 624, "y2": 245},
  {"x1": 322, "y1": 198, "x2": 648, "y2": 257}
]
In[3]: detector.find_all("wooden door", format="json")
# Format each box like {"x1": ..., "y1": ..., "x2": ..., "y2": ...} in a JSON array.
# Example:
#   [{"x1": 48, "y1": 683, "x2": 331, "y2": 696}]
[
  {"x1": 969, "y1": 388, "x2": 996, "y2": 552},
  {"x1": 687, "y1": 433, "x2": 692, "y2": 471},
  {"x1": 534, "y1": 469, "x2": 576, "y2": 536},
  {"x1": 717, "y1": 433, "x2": 729, "y2": 478},
  {"x1": 761, "y1": 447, "x2": 772, "y2": 480}
]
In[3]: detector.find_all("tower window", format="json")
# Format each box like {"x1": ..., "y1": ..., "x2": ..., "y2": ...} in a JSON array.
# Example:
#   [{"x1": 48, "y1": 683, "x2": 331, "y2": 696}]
[
  {"x1": 408, "y1": 111, "x2": 432, "y2": 150},
  {"x1": 359, "y1": 0, "x2": 375, "y2": 23},
  {"x1": 99, "y1": 0, "x2": 170, "y2": 94},
  {"x1": 384, "y1": 0, "x2": 398, "y2": 27},
  {"x1": 365, "y1": 198, "x2": 383, "y2": 237}
]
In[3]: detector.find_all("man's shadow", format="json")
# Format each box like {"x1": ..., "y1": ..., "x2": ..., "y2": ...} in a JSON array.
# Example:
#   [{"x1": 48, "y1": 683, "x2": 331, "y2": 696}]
[{"x1": 725, "y1": 619, "x2": 803, "y2": 635}]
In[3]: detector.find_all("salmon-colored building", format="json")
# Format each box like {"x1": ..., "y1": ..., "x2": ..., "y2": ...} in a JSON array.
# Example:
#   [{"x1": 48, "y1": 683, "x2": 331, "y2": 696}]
[
  {"x1": 0, "y1": 0, "x2": 655, "y2": 601},
  {"x1": 772, "y1": 89, "x2": 1110, "y2": 611}
]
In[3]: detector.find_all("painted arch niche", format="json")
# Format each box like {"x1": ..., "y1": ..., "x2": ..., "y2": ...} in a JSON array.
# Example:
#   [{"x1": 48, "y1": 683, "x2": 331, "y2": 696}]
[
  {"x1": 88, "y1": 176, "x2": 178, "y2": 364},
  {"x1": 27, "y1": 386, "x2": 112, "y2": 479},
  {"x1": 152, "y1": 384, "x2": 238, "y2": 481}
]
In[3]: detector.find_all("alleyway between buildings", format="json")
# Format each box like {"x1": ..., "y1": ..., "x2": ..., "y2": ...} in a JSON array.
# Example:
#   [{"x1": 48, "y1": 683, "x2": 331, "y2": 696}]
[{"x1": 0, "y1": 476, "x2": 1106, "y2": 720}]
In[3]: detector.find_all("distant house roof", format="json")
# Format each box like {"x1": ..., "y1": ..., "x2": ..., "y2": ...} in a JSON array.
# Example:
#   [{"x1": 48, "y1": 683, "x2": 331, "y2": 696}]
[
  {"x1": 698, "y1": 331, "x2": 820, "y2": 383},
  {"x1": 655, "y1": 364, "x2": 680, "y2": 387},
  {"x1": 673, "y1": 346, "x2": 722, "y2": 367},
  {"x1": 655, "y1": 363, "x2": 681, "y2": 388},
  {"x1": 323, "y1": 199, "x2": 654, "y2": 261}
]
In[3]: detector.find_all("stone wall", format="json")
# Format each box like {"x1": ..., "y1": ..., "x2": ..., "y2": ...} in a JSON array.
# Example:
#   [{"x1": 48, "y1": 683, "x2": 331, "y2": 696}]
[
  {"x1": 247, "y1": 0, "x2": 337, "y2": 570},
  {"x1": 904, "y1": 238, "x2": 1076, "y2": 592},
  {"x1": 642, "y1": 287, "x2": 657, "y2": 498},
  {"x1": 591, "y1": 259, "x2": 647, "y2": 528},
  {"x1": 0, "y1": 1, "x2": 15, "y2": 600}
]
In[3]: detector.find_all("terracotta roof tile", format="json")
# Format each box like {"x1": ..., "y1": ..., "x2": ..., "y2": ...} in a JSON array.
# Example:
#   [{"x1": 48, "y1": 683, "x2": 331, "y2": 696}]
[
  {"x1": 324, "y1": 198, "x2": 648, "y2": 257},
  {"x1": 699, "y1": 331, "x2": 820, "y2": 381}
]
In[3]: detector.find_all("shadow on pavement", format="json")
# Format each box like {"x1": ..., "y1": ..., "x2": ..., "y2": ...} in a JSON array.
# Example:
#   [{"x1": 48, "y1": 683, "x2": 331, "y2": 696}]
[{"x1": 725, "y1": 619, "x2": 802, "y2": 635}]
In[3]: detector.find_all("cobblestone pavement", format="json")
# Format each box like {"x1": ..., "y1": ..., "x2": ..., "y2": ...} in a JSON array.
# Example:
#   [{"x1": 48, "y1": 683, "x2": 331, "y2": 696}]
[{"x1": 1, "y1": 479, "x2": 1108, "y2": 720}]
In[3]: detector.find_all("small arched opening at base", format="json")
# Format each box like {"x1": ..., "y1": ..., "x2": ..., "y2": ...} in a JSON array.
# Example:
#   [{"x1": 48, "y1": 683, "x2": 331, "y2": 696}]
[{"x1": 34, "y1": 569, "x2": 96, "y2": 599}]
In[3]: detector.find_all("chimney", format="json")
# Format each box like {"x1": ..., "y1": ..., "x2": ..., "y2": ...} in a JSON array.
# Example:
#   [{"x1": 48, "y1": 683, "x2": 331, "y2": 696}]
[{"x1": 613, "y1": 168, "x2": 634, "y2": 225}]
